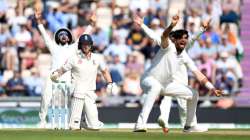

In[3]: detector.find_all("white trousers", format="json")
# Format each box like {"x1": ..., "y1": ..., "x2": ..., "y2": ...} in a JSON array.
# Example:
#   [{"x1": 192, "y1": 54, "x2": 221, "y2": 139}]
[
  {"x1": 159, "y1": 96, "x2": 197, "y2": 128},
  {"x1": 39, "y1": 77, "x2": 72, "y2": 122},
  {"x1": 135, "y1": 76, "x2": 198, "y2": 129},
  {"x1": 39, "y1": 77, "x2": 53, "y2": 122},
  {"x1": 69, "y1": 92, "x2": 103, "y2": 130}
]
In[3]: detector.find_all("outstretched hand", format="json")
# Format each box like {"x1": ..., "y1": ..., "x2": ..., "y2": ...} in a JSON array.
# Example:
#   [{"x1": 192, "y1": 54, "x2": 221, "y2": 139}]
[
  {"x1": 133, "y1": 15, "x2": 144, "y2": 26},
  {"x1": 171, "y1": 11, "x2": 180, "y2": 27},
  {"x1": 201, "y1": 18, "x2": 211, "y2": 31},
  {"x1": 211, "y1": 89, "x2": 223, "y2": 97},
  {"x1": 34, "y1": 8, "x2": 43, "y2": 24}
]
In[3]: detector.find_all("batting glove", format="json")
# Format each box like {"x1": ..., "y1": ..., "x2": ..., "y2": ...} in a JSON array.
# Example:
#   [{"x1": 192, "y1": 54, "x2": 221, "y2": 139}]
[{"x1": 106, "y1": 82, "x2": 118, "y2": 95}]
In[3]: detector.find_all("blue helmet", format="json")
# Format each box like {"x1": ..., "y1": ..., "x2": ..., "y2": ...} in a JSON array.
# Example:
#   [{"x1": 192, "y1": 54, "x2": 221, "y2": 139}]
[{"x1": 78, "y1": 34, "x2": 93, "y2": 50}]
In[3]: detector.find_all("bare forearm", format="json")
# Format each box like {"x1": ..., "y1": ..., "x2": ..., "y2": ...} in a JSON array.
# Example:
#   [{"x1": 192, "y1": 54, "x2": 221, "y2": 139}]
[
  {"x1": 161, "y1": 23, "x2": 175, "y2": 49},
  {"x1": 102, "y1": 69, "x2": 112, "y2": 83},
  {"x1": 162, "y1": 23, "x2": 175, "y2": 38},
  {"x1": 194, "y1": 70, "x2": 215, "y2": 90}
]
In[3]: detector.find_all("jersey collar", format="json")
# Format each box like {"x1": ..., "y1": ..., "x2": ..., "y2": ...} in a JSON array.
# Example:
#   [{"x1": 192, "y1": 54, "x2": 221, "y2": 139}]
[{"x1": 78, "y1": 50, "x2": 92, "y2": 59}]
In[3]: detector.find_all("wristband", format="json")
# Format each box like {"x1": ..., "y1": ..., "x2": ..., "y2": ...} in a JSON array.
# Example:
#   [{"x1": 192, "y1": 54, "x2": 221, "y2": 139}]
[{"x1": 205, "y1": 82, "x2": 215, "y2": 90}]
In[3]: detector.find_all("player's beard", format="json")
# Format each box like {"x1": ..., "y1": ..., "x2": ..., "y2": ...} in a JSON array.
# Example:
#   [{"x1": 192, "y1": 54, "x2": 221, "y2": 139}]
[
  {"x1": 176, "y1": 47, "x2": 185, "y2": 55},
  {"x1": 59, "y1": 35, "x2": 69, "y2": 45}
]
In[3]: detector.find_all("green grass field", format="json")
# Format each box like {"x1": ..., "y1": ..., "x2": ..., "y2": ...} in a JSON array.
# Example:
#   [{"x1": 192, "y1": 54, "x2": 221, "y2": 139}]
[{"x1": 0, "y1": 129, "x2": 250, "y2": 140}]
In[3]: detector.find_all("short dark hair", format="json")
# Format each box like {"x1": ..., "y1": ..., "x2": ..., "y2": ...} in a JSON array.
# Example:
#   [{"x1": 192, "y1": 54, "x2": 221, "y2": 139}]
[
  {"x1": 171, "y1": 29, "x2": 189, "y2": 39},
  {"x1": 169, "y1": 31, "x2": 175, "y2": 38}
]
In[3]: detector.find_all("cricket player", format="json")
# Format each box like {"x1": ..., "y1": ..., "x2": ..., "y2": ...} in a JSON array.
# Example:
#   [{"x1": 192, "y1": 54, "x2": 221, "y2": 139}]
[
  {"x1": 50, "y1": 34, "x2": 117, "y2": 130},
  {"x1": 133, "y1": 14, "x2": 222, "y2": 132},
  {"x1": 34, "y1": 8, "x2": 95, "y2": 127},
  {"x1": 157, "y1": 20, "x2": 212, "y2": 133}
]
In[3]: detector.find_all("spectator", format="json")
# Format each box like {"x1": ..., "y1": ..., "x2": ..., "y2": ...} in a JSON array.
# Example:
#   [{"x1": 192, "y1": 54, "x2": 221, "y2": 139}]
[
  {"x1": 215, "y1": 69, "x2": 234, "y2": 95},
  {"x1": 2, "y1": 38, "x2": 19, "y2": 71},
  {"x1": 217, "y1": 35, "x2": 236, "y2": 56},
  {"x1": 23, "y1": 68, "x2": 43, "y2": 96},
  {"x1": 216, "y1": 52, "x2": 243, "y2": 93},
  {"x1": 6, "y1": 71, "x2": 26, "y2": 96},
  {"x1": 201, "y1": 37, "x2": 218, "y2": 59},
  {"x1": 221, "y1": 23, "x2": 237, "y2": 46},
  {"x1": 104, "y1": 33, "x2": 132, "y2": 63},
  {"x1": 0, "y1": 0, "x2": 8, "y2": 24},
  {"x1": 129, "y1": 0, "x2": 150, "y2": 13},
  {"x1": 0, "y1": 24, "x2": 11, "y2": 47},
  {"x1": 149, "y1": 0, "x2": 168, "y2": 11},
  {"x1": 220, "y1": 0, "x2": 240, "y2": 24},
  {"x1": 122, "y1": 71, "x2": 142, "y2": 96},
  {"x1": 20, "y1": 43, "x2": 38, "y2": 70},
  {"x1": 127, "y1": 23, "x2": 148, "y2": 50},
  {"x1": 108, "y1": 55, "x2": 125, "y2": 85},
  {"x1": 198, "y1": 53, "x2": 216, "y2": 83},
  {"x1": 200, "y1": 25, "x2": 220, "y2": 45},
  {"x1": 186, "y1": 8, "x2": 201, "y2": 33},
  {"x1": 125, "y1": 53, "x2": 144, "y2": 76},
  {"x1": 0, "y1": 74, "x2": 7, "y2": 97},
  {"x1": 46, "y1": 5, "x2": 63, "y2": 32},
  {"x1": 91, "y1": 26, "x2": 109, "y2": 52}
]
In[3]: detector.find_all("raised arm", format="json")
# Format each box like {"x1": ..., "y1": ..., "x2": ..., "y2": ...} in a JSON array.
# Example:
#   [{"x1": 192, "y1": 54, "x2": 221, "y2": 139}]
[
  {"x1": 133, "y1": 15, "x2": 161, "y2": 45},
  {"x1": 161, "y1": 12, "x2": 180, "y2": 49},
  {"x1": 82, "y1": 14, "x2": 96, "y2": 35},
  {"x1": 187, "y1": 19, "x2": 211, "y2": 49},
  {"x1": 34, "y1": 8, "x2": 54, "y2": 51}
]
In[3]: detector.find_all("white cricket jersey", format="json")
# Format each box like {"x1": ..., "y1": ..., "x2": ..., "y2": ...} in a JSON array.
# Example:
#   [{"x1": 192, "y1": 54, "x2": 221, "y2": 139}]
[
  {"x1": 141, "y1": 24, "x2": 177, "y2": 85},
  {"x1": 62, "y1": 51, "x2": 107, "y2": 97},
  {"x1": 173, "y1": 50, "x2": 198, "y2": 85},
  {"x1": 38, "y1": 24, "x2": 92, "y2": 82}
]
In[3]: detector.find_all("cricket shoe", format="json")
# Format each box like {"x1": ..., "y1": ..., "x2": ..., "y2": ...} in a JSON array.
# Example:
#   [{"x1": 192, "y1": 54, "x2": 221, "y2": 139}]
[
  {"x1": 69, "y1": 126, "x2": 81, "y2": 131},
  {"x1": 82, "y1": 122, "x2": 104, "y2": 131},
  {"x1": 133, "y1": 128, "x2": 147, "y2": 132},
  {"x1": 38, "y1": 120, "x2": 47, "y2": 128},
  {"x1": 157, "y1": 117, "x2": 169, "y2": 134},
  {"x1": 133, "y1": 123, "x2": 147, "y2": 132},
  {"x1": 183, "y1": 125, "x2": 208, "y2": 133}
]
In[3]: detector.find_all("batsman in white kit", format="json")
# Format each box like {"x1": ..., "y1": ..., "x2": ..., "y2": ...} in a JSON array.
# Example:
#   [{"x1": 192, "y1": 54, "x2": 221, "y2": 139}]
[
  {"x1": 50, "y1": 34, "x2": 117, "y2": 130},
  {"x1": 133, "y1": 13, "x2": 222, "y2": 132},
  {"x1": 34, "y1": 9, "x2": 95, "y2": 128}
]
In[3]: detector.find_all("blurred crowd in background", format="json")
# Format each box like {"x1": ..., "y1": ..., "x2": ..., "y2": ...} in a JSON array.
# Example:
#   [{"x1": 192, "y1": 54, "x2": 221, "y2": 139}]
[{"x1": 0, "y1": 0, "x2": 244, "y2": 107}]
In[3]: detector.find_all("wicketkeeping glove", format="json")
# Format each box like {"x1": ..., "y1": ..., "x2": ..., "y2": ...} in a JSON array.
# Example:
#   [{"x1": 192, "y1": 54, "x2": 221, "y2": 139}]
[{"x1": 50, "y1": 71, "x2": 59, "y2": 83}]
